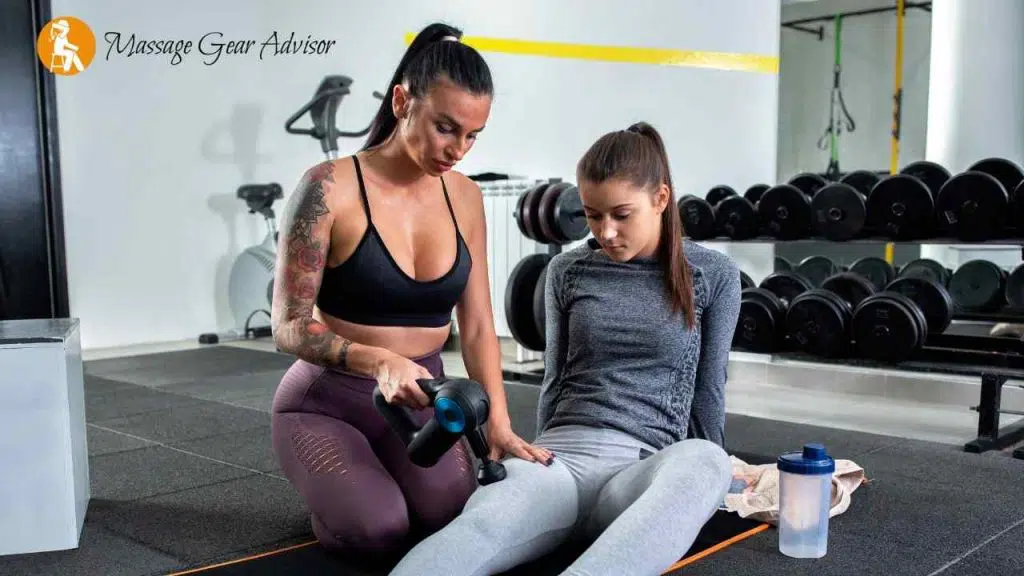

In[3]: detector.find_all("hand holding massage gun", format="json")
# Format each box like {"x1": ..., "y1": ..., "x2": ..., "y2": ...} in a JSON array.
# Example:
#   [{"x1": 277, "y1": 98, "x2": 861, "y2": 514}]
[{"x1": 372, "y1": 376, "x2": 507, "y2": 485}]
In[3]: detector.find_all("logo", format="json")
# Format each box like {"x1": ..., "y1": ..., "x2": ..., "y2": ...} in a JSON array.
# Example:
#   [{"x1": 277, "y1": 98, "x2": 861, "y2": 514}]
[{"x1": 37, "y1": 16, "x2": 96, "y2": 76}]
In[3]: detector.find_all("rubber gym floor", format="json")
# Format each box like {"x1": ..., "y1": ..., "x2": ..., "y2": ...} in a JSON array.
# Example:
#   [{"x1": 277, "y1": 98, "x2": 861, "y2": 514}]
[{"x1": 2, "y1": 344, "x2": 1023, "y2": 575}]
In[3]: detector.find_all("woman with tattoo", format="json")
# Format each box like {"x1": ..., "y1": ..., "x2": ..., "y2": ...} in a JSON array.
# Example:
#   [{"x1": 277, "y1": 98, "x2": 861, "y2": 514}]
[{"x1": 268, "y1": 22, "x2": 552, "y2": 562}]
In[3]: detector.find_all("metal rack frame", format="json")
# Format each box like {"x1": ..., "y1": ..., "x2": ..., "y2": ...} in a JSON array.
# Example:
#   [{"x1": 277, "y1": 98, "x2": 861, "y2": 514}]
[{"x1": 782, "y1": 1, "x2": 933, "y2": 40}]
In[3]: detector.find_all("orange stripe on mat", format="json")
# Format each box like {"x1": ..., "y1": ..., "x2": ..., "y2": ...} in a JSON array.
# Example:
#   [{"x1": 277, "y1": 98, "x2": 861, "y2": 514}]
[
  {"x1": 661, "y1": 523, "x2": 771, "y2": 574},
  {"x1": 164, "y1": 540, "x2": 319, "y2": 575}
]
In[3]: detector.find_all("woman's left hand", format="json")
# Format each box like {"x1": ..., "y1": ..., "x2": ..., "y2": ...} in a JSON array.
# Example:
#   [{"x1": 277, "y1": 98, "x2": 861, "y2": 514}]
[{"x1": 486, "y1": 420, "x2": 554, "y2": 466}]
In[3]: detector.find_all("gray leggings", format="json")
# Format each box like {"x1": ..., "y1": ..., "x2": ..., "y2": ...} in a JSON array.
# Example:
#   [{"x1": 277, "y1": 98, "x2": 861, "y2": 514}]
[{"x1": 388, "y1": 424, "x2": 732, "y2": 576}]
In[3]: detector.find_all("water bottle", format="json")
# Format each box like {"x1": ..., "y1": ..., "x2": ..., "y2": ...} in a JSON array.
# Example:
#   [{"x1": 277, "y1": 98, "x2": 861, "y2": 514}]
[{"x1": 777, "y1": 443, "x2": 835, "y2": 559}]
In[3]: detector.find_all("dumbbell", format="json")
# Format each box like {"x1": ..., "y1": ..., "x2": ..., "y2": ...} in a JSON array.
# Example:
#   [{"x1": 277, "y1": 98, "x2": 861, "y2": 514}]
[
  {"x1": 757, "y1": 172, "x2": 829, "y2": 240},
  {"x1": 679, "y1": 185, "x2": 760, "y2": 241},
  {"x1": 733, "y1": 271, "x2": 814, "y2": 353},
  {"x1": 740, "y1": 270, "x2": 754, "y2": 290},
  {"x1": 935, "y1": 157, "x2": 1024, "y2": 241},
  {"x1": 794, "y1": 255, "x2": 841, "y2": 288},
  {"x1": 849, "y1": 256, "x2": 897, "y2": 293},
  {"x1": 785, "y1": 271, "x2": 878, "y2": 358},
  {"x1": 866, "y1": 161, "x2": 950, "y2": 240},
  {"x1": 949, "y1": 259, "x2": 1009, "y2": 313},
  {"x1": 896, "y1": 258, "x2": 951, "y2": 287},
  {"x1": 513, "y1": 181, "x2": 588, "y2": 245},
  {"x1": 810, "y1": 170, "x2": 880, "y2": 241},
  {"x1": 1005, "y1": 263, "x2": 1024, "y2": 311}
]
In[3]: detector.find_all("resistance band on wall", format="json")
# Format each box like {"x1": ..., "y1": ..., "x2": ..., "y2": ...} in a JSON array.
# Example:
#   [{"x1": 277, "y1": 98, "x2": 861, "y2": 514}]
[{"x1": 817, "y1": 14, "x2": 856, "y2": 181}]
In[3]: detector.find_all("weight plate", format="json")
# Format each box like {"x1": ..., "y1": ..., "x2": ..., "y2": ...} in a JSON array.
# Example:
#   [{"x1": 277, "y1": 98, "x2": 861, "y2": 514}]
[
  {"x1": 852, "y1": 293, "x2": 921, "y2": 362},
  {"x1": 740, "y1": 270, "x2": 754, "y2": 290},
  {"x1": 896, "y1": 291, "x2": 929, "y2": 349},
  {"x1": 774, "y1": 256, "x2": 793, "y2": 272},
  {"x1": 898, "y1": 258, "x2": 950, "y2": 287},
  {"x1": 744, "y1": 184, "x2": 770, "y2": 205},
  {"x1": 788, "y1": 173, "x2": 829, "y2": 198},
  {"x1": 757, "y1": 184, "x2": 812, "y2": 240},
  {"x1": 553, "y1": 184, "x2": 589, "y2": 242},
  {"x1": 504, "y1": 253, "x2": 550, "y2": 352},
  {"x1": 839, "y1": 170, "x2": 881, "y2": 198},
  {"x1": 1014, "y1": 180, "x2": 1024, "y2": 233},
  {"x1": 513, "y1": 186, "x2": 533, "y2": 238},
  {"x1": 885, "y1": 275, "x2": 954, "y2": 336},
  {"x1": 532, "y1": 265, "x2": 548, "y2": 343},
  {"x1": 707, "y1": 185, "x2": 737, "y2": 207},
  {"x1": 935, "y1": 171, "x2": 1009, "y2": 241},
  {"x1": 520, "y1": 184, "x2": 550, "y2": 241},
  {"x1": 866, "y1": 174, "x2": 935, "y2": 240},
  {"x1": 849, "y1": 256, "x2": 895, "y2": 290},
  {"x1": 785, "y1": 289, "x2": 850, "y2": 358},
  {"x1": 968, "y1": 157, "x2": 1024, "y2": 200},
  {"x1": 796, "y1": 255, "x2": 838, "y2": 288},
  {"x1": 714, "y1": 196, "x2": 759, "y2": 240},
  {"x1": 821, "y1": 272, "x2": 876, "y2": 309},
  {"x1": 949, "y1": 259, "x2": 1007, "y2": 312},
  {"x1": 1006, "y1": 264, "x2": 1024, "y2": 310},
  {"x1": 678, "y1": 195, "x2": 716, "y2": 240},
  {"x1": 811, "y1": 182, "x2": 867, "y2": 241},
  {"x1": 734, "y1": 288, "x2": 785, "y2": 353},
  {"x1": 537, "y1": 182, "x2": 570, "y2": 244},
  {"x1": 759, "y1": 271, "x2": 814, "y2": 305},
  {"x1": 899, "y1": 160, "x2": 952, "y2": 198}
]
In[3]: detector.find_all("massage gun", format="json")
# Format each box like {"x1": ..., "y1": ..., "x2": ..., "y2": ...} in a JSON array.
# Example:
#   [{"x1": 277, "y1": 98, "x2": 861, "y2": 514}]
[{"x1": 372, "y1": 376, "x2": 507, "y2": 485}]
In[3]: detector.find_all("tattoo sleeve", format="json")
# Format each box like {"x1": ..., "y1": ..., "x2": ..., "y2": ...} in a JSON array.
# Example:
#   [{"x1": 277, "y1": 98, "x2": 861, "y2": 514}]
[{"x1": 271, "y1": 162, "x2": 352, "y2": 368}]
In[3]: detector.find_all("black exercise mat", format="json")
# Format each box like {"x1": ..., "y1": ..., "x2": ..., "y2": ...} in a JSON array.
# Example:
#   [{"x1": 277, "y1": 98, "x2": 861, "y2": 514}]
[
  {"x1": 173, "y1": 511, "x2": 765, "y2": 575},
  {"x1": 85, "y1": 345, "x2": 296, "y2": 387}
]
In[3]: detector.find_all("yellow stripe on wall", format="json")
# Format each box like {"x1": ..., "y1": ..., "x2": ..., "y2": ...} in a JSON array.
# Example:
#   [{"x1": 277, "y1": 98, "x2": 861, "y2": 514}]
[{"x1": 404, "y1": 33, "x2": 779, "y2": 74}]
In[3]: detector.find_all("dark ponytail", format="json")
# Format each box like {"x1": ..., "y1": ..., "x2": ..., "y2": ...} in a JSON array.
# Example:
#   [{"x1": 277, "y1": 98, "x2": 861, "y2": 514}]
[
  {"x1": 363, "y1": 22, "x2": 493, "y2": 150},
  {"x1": 576, "y1": 121, "x2": 696, "y2": 329}
]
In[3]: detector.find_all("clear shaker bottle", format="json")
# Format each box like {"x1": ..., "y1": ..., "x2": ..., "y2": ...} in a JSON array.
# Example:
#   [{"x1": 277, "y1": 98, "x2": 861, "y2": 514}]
[{"x1": 777, "y1": 443, "x2": 834, "y2": 559}]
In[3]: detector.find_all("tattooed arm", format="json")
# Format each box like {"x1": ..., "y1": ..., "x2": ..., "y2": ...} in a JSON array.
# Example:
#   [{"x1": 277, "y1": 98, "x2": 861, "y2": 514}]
[{"x1": 270, "y1": 161, "x2": 384, "y2": 376}]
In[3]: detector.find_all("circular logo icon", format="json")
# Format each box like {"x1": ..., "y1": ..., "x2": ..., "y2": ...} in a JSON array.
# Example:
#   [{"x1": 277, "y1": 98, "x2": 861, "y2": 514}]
[{"x1": 37, "y1": 16, "x2": 96, "y2": 76}]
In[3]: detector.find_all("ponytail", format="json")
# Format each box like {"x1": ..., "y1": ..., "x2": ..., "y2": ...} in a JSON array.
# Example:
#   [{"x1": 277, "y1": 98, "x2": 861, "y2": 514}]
[
  {"x1": 576, "y1": 121, "x2": 696, "y2": 329},
  {"x1": 363, "y1": 22, "x2": 493, "y2": 150}
]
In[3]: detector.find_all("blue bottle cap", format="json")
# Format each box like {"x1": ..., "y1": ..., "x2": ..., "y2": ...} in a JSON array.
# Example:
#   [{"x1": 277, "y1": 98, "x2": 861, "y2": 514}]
[{"x1": 777, "y1": 443, "x2": 836, "y2": 475}]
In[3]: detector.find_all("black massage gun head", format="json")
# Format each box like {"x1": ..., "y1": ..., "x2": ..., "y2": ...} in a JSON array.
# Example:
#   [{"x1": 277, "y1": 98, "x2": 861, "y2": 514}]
[{"x1": 433, "y1": 377, "x2": 491, "y2": 430}]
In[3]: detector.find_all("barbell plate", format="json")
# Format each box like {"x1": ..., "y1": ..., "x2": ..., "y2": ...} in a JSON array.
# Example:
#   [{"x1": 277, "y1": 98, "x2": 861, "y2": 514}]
[
  {"x1": 839, "y1": 170, "x2": 881, "y2": 198},
  {"x1": 796, "y1": 255, "x2": 838, "y2": 288},
  {"x1": 821, "y1": 272, "x2": 876, "y2": 309},
  {"x1": 852, "y1": 293, "x2": 921, "y2": 363},
  {"x1": 865, "y1": 174, "x2": 935, "y2": 240},
  {"x1": 774, "y1": 256, "x2": 793, "y2": 272},
  {"x1": 885, "y1": 276, "x2": 954, "y2": 336},
  {"x1": 504, "y1": 253, "x2": 550, "y2": 352},
  {"x1": 757, "y1": 184, "x2": 812, "y2": 240},
  {"x1": 899, "y1": 160, "x2": 952, "y2": 198},
  {"x1": 849, "y1": 256, "x2": 895, "y2": 290},
  {"x1": 678, "y1": 195, "x2": 716, "y2": 240},
  {"x1": 553, "y1": 184, "x2": 589, "y2": 242},
  {"x1": 744, "y1": 184, "x2": 770, "y2": 205},
  {"x1": 759, "y1": 271, "x2": 814, "y2": 305},
  {"x1": 520, "y1": 184, "x2": 550, "y2": 241},
  {"x1": 513, "y1": 187, "x2": 533, "y2": 238},
  {"x1": 788, "y1": 173, "x2": 829, "y2": 198},
  {"x1": 1014, "y1": 180, "x2": 1024, "y2": 233},
  {"x1": 785, "y1": 289, "x2": 850, "y2": 358},
  {"x1": 898, "y1": 258, "x2": 950, "y2": 287},
  {"x1": 1006, "y1": 264, "x2": 1024, "y2": 310},
  {"x1": 707, "y1": 185, "x2": 737, "y2": 207},
  {"x1": 935, "y1": 171, "x2": 1009, "y2": 241},
  {"x1": 949, "y1": 259, "x2": 1007, "y2": 312},
  {"x1": 532, "y1": 265, "x2": 548, "y2": 345},
  {"x1": 811, "y1": 182, "x2": 867, "y2": 241},
  {"x1": 537, "y1": 182, "x2": 570, "y2": 244},
  {"x1": 968, "y1": 157, "x2": 1024, "y2": 200},
  {"x1": 734, "y1": 287, "x2": 785, "y2": 353},
  {"x1": 714, "y1": 196, "x2": 759, "y2": 240}
]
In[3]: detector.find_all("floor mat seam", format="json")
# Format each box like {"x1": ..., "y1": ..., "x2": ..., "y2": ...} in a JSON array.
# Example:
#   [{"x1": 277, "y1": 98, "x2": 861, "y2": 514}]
[{"x1": 925, "y1": 515, "x2": 1024, "y2": 575}]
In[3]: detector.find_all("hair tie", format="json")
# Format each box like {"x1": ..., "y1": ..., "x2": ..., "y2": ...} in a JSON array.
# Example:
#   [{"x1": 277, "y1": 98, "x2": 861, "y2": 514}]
[{"x1": 440, "y1": 35, "x2": 460, "y2": 42}]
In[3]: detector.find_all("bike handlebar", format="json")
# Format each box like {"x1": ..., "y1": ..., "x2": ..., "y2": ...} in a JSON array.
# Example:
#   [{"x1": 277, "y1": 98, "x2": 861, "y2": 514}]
[{"x1": 284, "y1": 75, "x2": 384, "y2": 157}]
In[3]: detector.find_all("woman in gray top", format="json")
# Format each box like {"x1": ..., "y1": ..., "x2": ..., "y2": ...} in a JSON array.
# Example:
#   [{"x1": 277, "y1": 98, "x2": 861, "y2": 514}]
[{"x1": 390, "y1": 121, "x2": 743, "y2": 576}]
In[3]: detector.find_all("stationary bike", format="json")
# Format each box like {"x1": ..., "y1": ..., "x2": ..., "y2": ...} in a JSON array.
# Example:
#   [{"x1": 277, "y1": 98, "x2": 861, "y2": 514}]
[{"x1": 199, "y1": 76, "x2": 383, "y2": 345}]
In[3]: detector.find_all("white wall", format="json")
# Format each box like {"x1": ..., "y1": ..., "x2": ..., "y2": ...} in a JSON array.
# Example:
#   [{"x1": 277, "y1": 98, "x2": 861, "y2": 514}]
[
  {"x1": 777, "y1": 4, "x2": 932, "y2": 180},
  {"x1": 53, "y1": 0, "x2": 780, "y2": 350}
]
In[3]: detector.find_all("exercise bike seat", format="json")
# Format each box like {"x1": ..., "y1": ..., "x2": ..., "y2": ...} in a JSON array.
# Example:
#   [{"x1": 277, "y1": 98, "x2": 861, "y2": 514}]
[{"x1": 237, "y1": 183, "x2": 283, "y2": 214}]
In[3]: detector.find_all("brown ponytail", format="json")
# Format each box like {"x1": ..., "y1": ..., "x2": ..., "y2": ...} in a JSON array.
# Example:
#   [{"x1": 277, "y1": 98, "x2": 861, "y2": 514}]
[{"x1": 576, "y1": 121, "x2": 696, "y2": 329}]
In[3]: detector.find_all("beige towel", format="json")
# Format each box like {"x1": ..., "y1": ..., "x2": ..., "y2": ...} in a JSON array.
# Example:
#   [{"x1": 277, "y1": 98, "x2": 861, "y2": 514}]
[{"x1": 720, "y1": 456, "x2": 867, "y2": 525}]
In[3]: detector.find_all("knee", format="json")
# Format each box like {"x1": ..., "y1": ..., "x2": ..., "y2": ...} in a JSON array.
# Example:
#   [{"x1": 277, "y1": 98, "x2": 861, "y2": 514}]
[
  {"x1": 667, "y1": 439, "x2": 733, "y2": 493},
  {"x1": 312, "y1": 502, "x2": 410, "y2": 555}
]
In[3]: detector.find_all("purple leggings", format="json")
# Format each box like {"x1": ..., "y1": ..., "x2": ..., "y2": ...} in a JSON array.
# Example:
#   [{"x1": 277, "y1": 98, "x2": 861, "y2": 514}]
[{"x1": 270, "y1": 350, "x2": 477, "y2": 558}]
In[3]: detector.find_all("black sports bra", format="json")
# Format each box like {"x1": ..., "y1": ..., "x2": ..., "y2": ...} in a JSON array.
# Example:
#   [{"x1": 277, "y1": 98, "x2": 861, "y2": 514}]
[{"x1": 315, "y1": 156, "x2": 472, "y2": 328}]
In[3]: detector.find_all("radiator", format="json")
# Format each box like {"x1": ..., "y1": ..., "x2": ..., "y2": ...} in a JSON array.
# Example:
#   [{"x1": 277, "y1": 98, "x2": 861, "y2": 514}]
[{"x1": 479, "y1": 179, "x2": 545, "y2": 339}]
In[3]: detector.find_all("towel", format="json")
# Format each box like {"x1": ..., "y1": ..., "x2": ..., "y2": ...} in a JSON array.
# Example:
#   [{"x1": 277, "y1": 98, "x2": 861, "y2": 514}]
[{"x1": 719, "y1": 455, "x2": 867, "y2": 525}]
